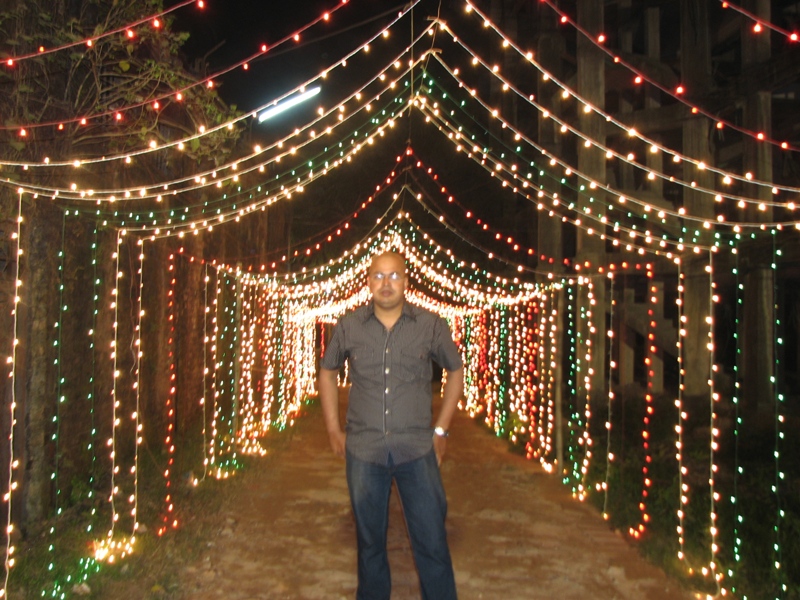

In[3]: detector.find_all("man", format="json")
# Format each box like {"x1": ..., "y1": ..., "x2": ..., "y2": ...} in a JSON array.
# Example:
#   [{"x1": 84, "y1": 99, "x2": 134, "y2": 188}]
[{"x1": 318, "y1": 251, "x2": 464, "y2": 600}]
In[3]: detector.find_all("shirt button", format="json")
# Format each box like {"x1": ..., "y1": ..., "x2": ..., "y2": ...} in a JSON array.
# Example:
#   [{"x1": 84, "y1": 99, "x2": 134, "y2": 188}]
[
  {"x1": 385, "y1": 368, "x2": 390, "y2": 374},
  {"x1": 385, "y1": 387, "x2": 389, "y2": 394},
  {"x1": 385, "y1": 409, "x2": 390, "y2": 415}
]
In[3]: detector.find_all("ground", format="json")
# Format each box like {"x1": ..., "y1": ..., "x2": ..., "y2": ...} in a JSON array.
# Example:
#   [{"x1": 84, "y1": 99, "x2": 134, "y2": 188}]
[{"x1": 91, "y1": 391, "x2": 695, "y2": 600}]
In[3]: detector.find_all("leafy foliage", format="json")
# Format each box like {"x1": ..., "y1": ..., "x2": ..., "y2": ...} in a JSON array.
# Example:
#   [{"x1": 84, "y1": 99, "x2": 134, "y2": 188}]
[{"x1": 0, "y1": 0, "x2": 240, "y2": 172}]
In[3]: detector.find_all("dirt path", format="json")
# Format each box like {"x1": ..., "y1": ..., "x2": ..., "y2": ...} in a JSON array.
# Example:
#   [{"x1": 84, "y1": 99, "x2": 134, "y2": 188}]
[{"x1": 159, "y1": 392, "x2": 692, "y2": 600}]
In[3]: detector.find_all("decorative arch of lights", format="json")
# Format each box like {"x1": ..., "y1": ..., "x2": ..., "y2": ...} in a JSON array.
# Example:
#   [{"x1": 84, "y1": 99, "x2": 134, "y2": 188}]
[
  {"x1": 205, "y1": 212, "x2": 564, "y2": 464},
  {"x1": 5, "y1": 1, "x2": 796, "y2": 598}
]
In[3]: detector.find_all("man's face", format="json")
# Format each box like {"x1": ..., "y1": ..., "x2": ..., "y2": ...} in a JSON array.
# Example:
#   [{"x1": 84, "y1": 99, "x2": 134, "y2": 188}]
[{"x1": 368, "y1": 254, "x2": 406, "y2": 311}]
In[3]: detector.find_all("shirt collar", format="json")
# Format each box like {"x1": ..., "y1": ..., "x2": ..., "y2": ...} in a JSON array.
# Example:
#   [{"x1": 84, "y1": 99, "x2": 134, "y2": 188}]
[{"x1": 363, "y1": 300, "x2": 416, "y2": 323}]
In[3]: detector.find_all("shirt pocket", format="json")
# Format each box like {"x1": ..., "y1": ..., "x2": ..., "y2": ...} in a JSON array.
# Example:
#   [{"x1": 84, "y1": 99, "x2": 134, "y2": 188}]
[
  {"x1": 349, "y1": 346, "x2": 381, "y2": 382},
  {"x1": 399, "y1": 345, "x2": 432, "y2": 382}
]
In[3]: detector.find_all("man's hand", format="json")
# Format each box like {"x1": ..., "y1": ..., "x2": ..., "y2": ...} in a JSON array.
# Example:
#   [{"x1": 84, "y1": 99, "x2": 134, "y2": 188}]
[
  {"x1": 431, "y1": 366, "x2": 462, "y2": 467},
  {"x1": 319, "y1": 368, "x2": 346, "y2": 458},
  {"x1": 433, "y1": 434, "x2": 447, "y2": 466},
  {"x1": 328, "y1": 429, "x2": 346, "y2": 458}
]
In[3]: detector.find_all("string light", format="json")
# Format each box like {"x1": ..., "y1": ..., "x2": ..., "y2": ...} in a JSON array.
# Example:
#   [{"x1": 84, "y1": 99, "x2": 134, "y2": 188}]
[
  {"x1": 676, "y1": 268, "x2": 688, "y2": 563},
  {"x1": 771, "y1": 235, "x2": 785, "y2": 598},
  {"x1": 199, "y1": 266, "x2": 211, "y2": 481},
  {"x1": 132, "y1": 242, "x2": 145, "y2": 546},
  {"x1": 535, "y1": 0, "x2": 800, "y2": 155},
  {"x1": 88, "y1": 225, "x2": 100, "y2": 520},
  {"x1": 707, "y1": 251, "x2": 721, "y2": 593},
  {"x1": 3, "y1": 5, "x2": 796, "y2": 599},
  {"x1": 601, "y1": 272, "x2": 615, "y2": 519},
  {"x1": 0, "y1": 2, "x2": 419, "y2": 175},
  {"x1": 719, "y1": 0, "x2": 800, "y2": 44},
  {"x1": 405, "y1": 153, "x2": 570, "y2": 270},
  {"x1": 202, "y1": 218, "x2": 549, "y2": 468},
  {"x1": 415, "y1": 68, "x2": 688, "y2": 243},
  {"x1": 575, "y1": 279, "x2": 595, "y2": 501},
  {"x1": 2, "y1": 191, "x2": 24, "y2": 598},
  {"x1": 55, "y1": 84, "x2": 408, "y2": 245},
  {"x1": 0, "y1": 0, "x2": 201, "y2": 66},
  {"x1": 0, "y1": 0, "x2": 356, "y2": 136},
  {"x1": 430, "y1": 18, "x2": 800, "y2": 211},
  {"x1": 5, "y1": 31, "x2": 430, "y2": 210},
  {"x1": 158, "y1": 252, "x2": 177, "y2": 536},
  {"x1": 630, "y1": 266, "x2": 656, "y2": 540},
  {"x1": 560, "y1": 281, "x2": 576, "y2": 482},
  {"x1": 540, "y1": 290, "x2": 557, "y2": 472},
  {"x1": 416, "y1": 81, "x2": 704, "y2": 258},
  {"x1": 208, "y1": 268, "x2": 222, "y2": 476},
  {"x1": 93, "y1": 236, "x2": 134, "y2": 564},
  {"x1": 728, "y1": 246, "x2": 742, "y2": 597},
  {"x1": 416, "y1": 91, "x2": 707, "y2": 258},
  {"x1": 44, "y1": 212, "x2": 68, "y2": 598}
]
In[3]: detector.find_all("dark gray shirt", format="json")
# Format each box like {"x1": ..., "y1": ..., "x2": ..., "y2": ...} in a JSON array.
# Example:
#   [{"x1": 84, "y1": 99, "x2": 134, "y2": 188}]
[{"x1": 320, "y1": 302, "x2": 463, "y2": 466}]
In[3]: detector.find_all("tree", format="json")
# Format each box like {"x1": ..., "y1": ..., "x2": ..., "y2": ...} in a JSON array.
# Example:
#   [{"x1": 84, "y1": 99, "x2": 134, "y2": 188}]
[{"x1": 0, "y1": 0, "x2": 240, "y2": 540}]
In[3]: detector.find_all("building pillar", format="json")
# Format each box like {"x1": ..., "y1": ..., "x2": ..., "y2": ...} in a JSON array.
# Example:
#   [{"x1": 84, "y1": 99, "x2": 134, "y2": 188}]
[
  {"x1": 537, "y1": 11, "x2": 568, "y2": 473},
  {"x1": 576, "y1": 0, "x2": 608, "y2": 403},
  {"x1": 740, "y1": 0, "x2": 775, "y2": 423},
  {"x1": 680, "y1": 0, "x2": 715, "y2": 400}
]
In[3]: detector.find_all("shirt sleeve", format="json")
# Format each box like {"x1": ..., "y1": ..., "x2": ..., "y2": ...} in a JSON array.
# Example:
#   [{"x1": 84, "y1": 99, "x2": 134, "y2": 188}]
[
  {"x1": 432, "y1": 315, "x2": 463, "y2": 372},
  {"x1": 320, "y1": 319, "x2": 346, "y2": 371}
]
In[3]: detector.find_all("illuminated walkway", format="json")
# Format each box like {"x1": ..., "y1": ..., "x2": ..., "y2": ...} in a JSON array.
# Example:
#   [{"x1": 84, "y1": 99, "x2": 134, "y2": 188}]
[{"x1": 172, "y1": 391, "x2": 692, "y2": 600}]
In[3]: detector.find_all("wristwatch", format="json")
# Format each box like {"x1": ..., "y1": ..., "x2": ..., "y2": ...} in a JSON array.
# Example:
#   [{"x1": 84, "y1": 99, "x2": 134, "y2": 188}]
[{"x1": 433, "y1": 426, "x2": 449, "y2": 438}]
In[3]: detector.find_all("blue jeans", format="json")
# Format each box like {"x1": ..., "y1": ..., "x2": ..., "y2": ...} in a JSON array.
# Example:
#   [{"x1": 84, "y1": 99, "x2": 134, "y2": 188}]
[{"x1": 345, "y1": 449, "x2": 457, "y2": 600}]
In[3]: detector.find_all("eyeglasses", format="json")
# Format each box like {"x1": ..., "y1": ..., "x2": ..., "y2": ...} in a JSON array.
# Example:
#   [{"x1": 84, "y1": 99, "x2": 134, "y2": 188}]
[{"x1": 370, "y1": 271, "x2": 404, "y2": 282}]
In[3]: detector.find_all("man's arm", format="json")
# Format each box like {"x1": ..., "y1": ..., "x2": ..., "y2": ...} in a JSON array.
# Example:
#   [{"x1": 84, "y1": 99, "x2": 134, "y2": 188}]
[
  {"x1": 318, "y1": 367, "x2": 346, "y2": 458},
  {"x1": 433, "y1": 366, "x2": 464, "y2": 464}
]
